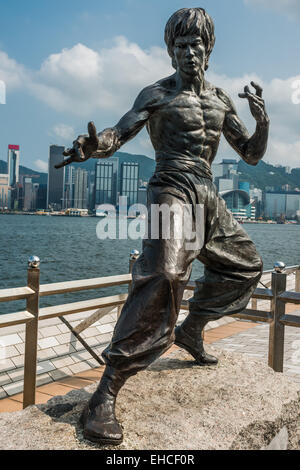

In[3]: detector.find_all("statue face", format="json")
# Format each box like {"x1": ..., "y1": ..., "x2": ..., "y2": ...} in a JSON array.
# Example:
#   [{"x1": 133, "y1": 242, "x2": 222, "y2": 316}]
[{"x1": 173, "y1": 35, "x2": 207, "y2": 76}]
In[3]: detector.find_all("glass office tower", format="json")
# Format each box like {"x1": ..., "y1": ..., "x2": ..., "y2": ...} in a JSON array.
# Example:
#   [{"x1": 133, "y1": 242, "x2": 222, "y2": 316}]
[
  {"x1": 95, "y1": 158, "x2": 119, "y2": 207},
  {"x1": 120, "y1": 162, "x2": 139, "y2": 206}
]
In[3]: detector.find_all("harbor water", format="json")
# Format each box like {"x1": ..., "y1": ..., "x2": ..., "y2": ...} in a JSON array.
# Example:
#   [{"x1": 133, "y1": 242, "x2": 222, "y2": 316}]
[{"x1": 0, "y1": 214, "x2": 299, "y2": 314}]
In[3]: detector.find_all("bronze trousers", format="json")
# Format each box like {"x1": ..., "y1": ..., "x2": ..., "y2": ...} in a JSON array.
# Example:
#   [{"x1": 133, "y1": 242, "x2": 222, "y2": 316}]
[{"x1": 102, "y1": 171, "x2": 263, "y2": 374}]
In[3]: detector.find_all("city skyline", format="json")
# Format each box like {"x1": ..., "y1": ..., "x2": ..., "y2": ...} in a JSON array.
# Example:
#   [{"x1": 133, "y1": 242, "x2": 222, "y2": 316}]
[
  {"x1": 0, "y1": 1, "x2": 300, "y2": 171},
  {"x1": 1, "y1": 140, "x2": 299, "y2": 221}
]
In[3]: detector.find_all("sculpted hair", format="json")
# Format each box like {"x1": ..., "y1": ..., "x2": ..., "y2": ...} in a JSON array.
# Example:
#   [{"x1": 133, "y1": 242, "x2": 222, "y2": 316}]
[{"x1": 164, "y1": 8, "x2": 215, "y2": 70}]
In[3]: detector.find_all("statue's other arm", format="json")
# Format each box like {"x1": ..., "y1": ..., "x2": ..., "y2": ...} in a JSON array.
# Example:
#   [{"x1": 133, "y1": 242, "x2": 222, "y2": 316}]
[
  {"x1": 94, "y1": 86, "x2": 156, "y2": 158},
  {"x1": 219, "y1": 82, "x2": 269, "y2": 166}
]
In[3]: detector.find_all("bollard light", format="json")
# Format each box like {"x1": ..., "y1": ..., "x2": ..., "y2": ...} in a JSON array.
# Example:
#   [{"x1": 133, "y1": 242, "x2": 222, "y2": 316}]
[
  {"x1": 130, "y1": 250, "x2": 140, "y2": 261},
  {"x1": 28, "y1": 256, "x2": 40, "y2": 269},
  {"x1": 274, "y1": 261, "x2": 286, "y2": 273}
]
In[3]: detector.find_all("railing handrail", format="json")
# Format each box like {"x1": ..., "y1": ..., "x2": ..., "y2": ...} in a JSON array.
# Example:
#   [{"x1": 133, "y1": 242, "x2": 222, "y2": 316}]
[
  {"x1": 0, "y1": 274, "x2": 132, "y2": 303},
  {"x1": 1, "y1": 265, "x2": 299, "y2": 304},
  {"x1": 0, "y1": 255, "x2": 299, "y2": 409},
  {"x1": 39, "y1": 273, "x2": 132, "y2": 297},
  {"x1": 261, "y1": 265, "x2": 300, "y2": 274}
]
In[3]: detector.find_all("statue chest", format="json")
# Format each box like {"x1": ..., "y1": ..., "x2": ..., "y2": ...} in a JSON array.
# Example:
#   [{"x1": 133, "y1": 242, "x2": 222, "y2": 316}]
[{"x1": 152, "y1": 92, "x2": 226, "y2": 134}]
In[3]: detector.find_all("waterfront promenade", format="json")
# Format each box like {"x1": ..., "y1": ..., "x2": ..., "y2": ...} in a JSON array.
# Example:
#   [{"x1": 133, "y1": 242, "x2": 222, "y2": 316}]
[{"x1": 0, "y1": 267, "x2": 299, "y2": 413}]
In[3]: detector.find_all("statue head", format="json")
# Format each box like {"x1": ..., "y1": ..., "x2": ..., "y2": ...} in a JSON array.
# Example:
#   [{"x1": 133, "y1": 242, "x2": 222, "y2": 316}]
[{"x1": 164, "y1": 8, "x2": 215, "y2": 72}]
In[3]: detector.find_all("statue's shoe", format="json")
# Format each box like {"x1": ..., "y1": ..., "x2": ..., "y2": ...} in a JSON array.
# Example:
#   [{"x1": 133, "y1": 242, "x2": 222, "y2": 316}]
[
  {"x1": 174, "y1": 325, "x2": 218, "y2": 366},
  {"x1": 80, "y1": 402, "x2": 123, "y2": 446}
]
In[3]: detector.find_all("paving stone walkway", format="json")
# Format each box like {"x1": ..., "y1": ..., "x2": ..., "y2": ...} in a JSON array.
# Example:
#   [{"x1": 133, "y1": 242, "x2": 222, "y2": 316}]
[
  {"x1": 0, "y1": 270, "x2": 299, "y2": 410},
  {"x1": 213, "y1": 316, "x2": 300, "y2": 389}
]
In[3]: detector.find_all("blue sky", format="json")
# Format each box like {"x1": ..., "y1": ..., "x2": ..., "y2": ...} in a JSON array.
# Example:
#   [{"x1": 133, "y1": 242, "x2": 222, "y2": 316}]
[{"x1": 0, "y1": 0, "x2": 300, "y2": 170}]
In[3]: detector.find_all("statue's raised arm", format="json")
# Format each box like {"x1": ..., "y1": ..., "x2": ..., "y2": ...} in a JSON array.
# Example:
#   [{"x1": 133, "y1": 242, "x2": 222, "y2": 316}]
[
  {"x1": 221, "y1": 81, "x2": 269, "y2": 166},
  {"x1": 55, "y1": 85, "x2": 156, "y2": 169}
]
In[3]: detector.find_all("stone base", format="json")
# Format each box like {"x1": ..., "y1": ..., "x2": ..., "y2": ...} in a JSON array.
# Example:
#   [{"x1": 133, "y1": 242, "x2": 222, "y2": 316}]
[{"x1": 0, "y1": 346, "x2": 299, "y2": 450}]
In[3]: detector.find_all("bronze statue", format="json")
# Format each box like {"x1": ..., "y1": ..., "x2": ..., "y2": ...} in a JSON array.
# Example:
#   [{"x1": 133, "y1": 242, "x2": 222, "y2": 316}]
[{"x1": 57, "y1": 8, "x2": 269, "y2": 446}]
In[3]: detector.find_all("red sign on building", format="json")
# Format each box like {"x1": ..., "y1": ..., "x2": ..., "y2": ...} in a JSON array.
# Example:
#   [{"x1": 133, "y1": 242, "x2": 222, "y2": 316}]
[{"x1": 8, "y1": 145, "x2": 20, "y2": 150}]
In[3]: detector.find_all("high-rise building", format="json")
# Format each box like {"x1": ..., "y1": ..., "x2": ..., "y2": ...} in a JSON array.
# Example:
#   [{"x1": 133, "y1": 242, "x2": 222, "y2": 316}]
[
  {"x1": 36, "y1": 184, "x2": 47, "y2": 210},
  {"x1": 23, "y1": 178, "x2": 33, "y2": 211},
  {"x1": 221, "y1": 159, "x2": 239, "y2": 177},
  {"x1": 120, "y1": 162, "x2": 139, "y2": 206},
  {"x1": 7, "y1": 145, "x2": 20, "y2": 187},
  {"x1": 264, "y1": 191, "x2": 300, "y2": 219},
  {"x1": 47, "y1": 145, "x2": 65, "y2": 210},
  {"x1": 137, "y1": 186, "x2": 148, "y2": 205},
  {"x1": 211, "y1": 162, "x2": 224, "y2": 180},
  {"x1": 73, "y1": 168, "x2": 88, "y2": 209},
  {"x1": 218, "y1": 178, "x2": 234, "y2": 192},
  {"x1": 238, "y1": 182, "x2": 250, "y2": 194},
  {"x1": 7, "y1": 145, "x2": 20, "y2": 209},
  {"x1": 95, "y1": 158, "x2": 119, "y2": 207},
  {"x1": 64, "y1": 165, "x2": 75, "y2": 209},
  {"x1": 0, "y1": 174, "x2": 9, "y2": 209}
]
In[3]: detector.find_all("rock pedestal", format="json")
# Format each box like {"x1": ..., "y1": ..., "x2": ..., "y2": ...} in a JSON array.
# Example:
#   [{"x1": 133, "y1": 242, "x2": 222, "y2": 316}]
[{"x1": 0, "y1": 346, "x2": 299, "y2": 450}]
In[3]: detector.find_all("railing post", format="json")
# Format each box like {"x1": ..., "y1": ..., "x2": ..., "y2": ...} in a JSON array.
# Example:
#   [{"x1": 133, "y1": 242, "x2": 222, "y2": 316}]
[
  {"x1": 23, "y1": 256, "x2": 40, "y2": 409},
  {"x1": 295, "y1": 267, "x2": 300, "y2": 293},
  {"x1": 117, "y1": 250, "x2": 140, "y2": 319},
  {"x1": 128, "y1": 250, "x2": 139, "y2": 295},
  {"x1": 268, "y1": 262, "x2": 286, "y2": 373}
]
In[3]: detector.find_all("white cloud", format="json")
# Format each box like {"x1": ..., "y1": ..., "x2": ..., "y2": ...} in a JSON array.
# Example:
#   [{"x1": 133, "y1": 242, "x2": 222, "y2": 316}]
[
  {"x1": 0, "y1": 38, "x2": 300, "y2": 167},
  {"x1": 50, "y1": 124, "x2": 75, "y2": 142},
  {"x1": 30, "y1": 38, "x2": 173, "y2": 116},
  {"x1": 244, "y1": 0, "x2": 300, "y2": 21},
  {"x1": 34, "y1": 159, "x2": 48, "y2": 172},
  {"x1": 0, "y1": 50, "x2": 27, "y2": 90}
]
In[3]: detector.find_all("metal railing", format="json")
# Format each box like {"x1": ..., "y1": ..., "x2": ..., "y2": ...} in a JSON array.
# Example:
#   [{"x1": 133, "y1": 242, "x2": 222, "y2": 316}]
[{"x1": 0, "y1": 252, "x2": 299, "y2": 409}]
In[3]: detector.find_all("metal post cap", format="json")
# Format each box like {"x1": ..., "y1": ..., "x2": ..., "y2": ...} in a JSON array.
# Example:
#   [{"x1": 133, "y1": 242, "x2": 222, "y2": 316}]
[
  {"x1": 28, "y1": 256, "x2": 40, "y2": 268},
  {"x1": 274, "y1": 261, "x2": 286, "y2": 273},
  {"x1": 130, "y1": 250, "x2": 140, "y2": 260}
]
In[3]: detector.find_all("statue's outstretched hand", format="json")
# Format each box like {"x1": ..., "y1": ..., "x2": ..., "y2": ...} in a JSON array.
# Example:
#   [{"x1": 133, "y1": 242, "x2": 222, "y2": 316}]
[
  {"x1": 239, "y1": 82, "x2": 269, "y2": 125},
  {"x1": 55, "y1": 122, "x2": 100, "y2": 169}
]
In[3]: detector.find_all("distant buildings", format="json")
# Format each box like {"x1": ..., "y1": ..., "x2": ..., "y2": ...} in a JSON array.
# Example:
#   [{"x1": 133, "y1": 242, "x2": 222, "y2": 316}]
[
  {"x1": 95, "y1": 158, "x2": 119, "y2": 207},
  {"x1": 211, "y1": 159, "x2": 257, "y2": 220},
  {"x1": 264, "y1": 191, "x2": 300, "y2": 219},
  {"x1": 7, "y1": 145, "x2": 20, "y2": 209},
  {"x1": 137, "y1": 186, "x2": 148, "y2": 205},
  {"x1": 23, "y1": 178, "x2": 33, "y2": 211},
  {"x1": 47, "y1": 145, "x2": 65, "y2": 210},
  {"x1": 221, "y1": 190, "x2": 256, "y2": 220},
  {"x1": 120, "y1": 162, "x2": 139, "y2": 206},
  {"x1": 73, "y1": 168, "x2": 88, "y2": 209},
  {"x1": 0, "y1": 174, "x2": 9, "y2": 208},
  {"x1": 211, "y1": 159, "x2": 300, "y2": 221},
  {"x1": 63, "y1": 165, "x2": 75, "y2": 209},
  {"x1": 94, "y1": 158, "x2": 140, "y2": 209},
  {"x1": 212, "y1": 159, "x2": 239, "y2": 192},
  {"x1": 7, "y1": 145, "x2": 20, "y2": 187},
  {"x1": 1, "y1": 143, "x2": 299, "y2": 222}
]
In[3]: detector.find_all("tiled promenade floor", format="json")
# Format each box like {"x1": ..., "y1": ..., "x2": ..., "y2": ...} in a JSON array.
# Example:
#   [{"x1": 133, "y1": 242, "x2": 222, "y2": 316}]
[
  {"x1": 0, "y1": 303, "x2": 299, "y2": 413},
  {"x1": 213, "y1": 315, "x2": 300, "y2": 389},
  {"x1": 0, "y1": 319, "x2": 257, "y2": 413}
]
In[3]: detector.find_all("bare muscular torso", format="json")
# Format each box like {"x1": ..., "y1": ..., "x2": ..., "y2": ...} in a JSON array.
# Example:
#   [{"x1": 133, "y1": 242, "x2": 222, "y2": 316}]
[
  {"x1": 145, "y1": 75, "x2": 229, "y2": 167},
  {"x1": 60, "y1": 65, "x2": 268, "y2": 172}
]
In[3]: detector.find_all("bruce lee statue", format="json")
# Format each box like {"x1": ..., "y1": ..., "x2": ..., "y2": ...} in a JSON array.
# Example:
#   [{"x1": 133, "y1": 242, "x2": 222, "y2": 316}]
[{"x1": 56, "y1": 8, "x2": 269, "y2": 445}]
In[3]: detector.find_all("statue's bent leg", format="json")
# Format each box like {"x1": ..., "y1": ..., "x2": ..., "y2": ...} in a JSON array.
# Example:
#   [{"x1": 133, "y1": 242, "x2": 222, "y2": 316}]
[
  {"x1": 82, "y1": 190, "x2": 198, "y2": 444},
  {"x1": 177, "y1": 190, "x2": 263, "y2": 365}
]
